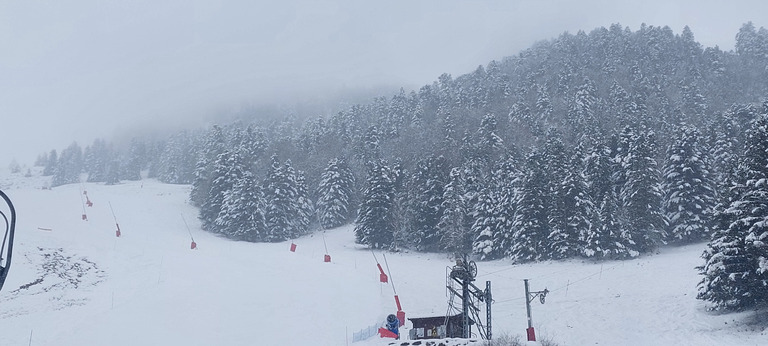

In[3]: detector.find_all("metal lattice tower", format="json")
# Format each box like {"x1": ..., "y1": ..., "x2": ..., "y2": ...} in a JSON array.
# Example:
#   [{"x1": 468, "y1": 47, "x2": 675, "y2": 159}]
[{"x1": 445, "y1": 254, "x2": 493, "y2": 340}]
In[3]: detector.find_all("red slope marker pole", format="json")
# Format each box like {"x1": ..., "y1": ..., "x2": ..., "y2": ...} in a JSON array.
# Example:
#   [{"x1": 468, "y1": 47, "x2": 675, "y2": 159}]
[
  {"x1": 80, "y1": 182, "x2": 92, "y2": 207},
  {"x1": 322, "y1": 231, "x2": 330, "y2": 262},
  {"x1": 382, "y1": 253, "x2": 405, "y2": 326},
  {"x1": 83, "y1": 187, "x2": 93, "y2": 207},
  {"x1": 377, "y1": 263, "x2": 388, "y2": 283},
  {"x1": 181, "y1": 213, "x2": 197, "y2": 250},
  {"x1": 371, "y1": 251, "x2": 388, "y2": 283},
  {"x1": 79, "y1": 188, "x2": 88, "y2": 221},
  {"x1": 109, "y1": 202, "x2": 121, "y2": 237}
]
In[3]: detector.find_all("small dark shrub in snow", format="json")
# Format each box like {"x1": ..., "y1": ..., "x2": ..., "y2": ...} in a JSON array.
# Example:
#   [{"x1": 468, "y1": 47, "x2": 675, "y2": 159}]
[
  {"x1": 483, "y1": 334, "x2": 522, "y2": 346},
  {"x1": 482, "y1": 333, "x2": 560, "y2": 346}
]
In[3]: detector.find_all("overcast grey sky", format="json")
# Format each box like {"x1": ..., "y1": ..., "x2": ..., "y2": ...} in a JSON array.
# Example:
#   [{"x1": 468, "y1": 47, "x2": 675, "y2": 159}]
[{"x1": 1, "y1": 0, "x2": 765, "y2": 167}]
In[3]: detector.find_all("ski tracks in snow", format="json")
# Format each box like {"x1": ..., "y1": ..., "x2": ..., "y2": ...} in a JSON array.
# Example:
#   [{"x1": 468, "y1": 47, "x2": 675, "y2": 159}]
[{"x1": 0, "y1": 246, "x2": 105, "y2": 318}]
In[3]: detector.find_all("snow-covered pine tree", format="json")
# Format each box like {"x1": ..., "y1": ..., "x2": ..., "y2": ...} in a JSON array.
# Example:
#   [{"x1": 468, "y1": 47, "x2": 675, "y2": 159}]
[
  {"x1": 471, "y1": 187, "x2": 501, "y2": 260},
  {"x1": 51, "y1": 142, "x2": 83, "y2": 187},
  {"x1": 441, "y1": 112, "x2": 458, "y2": 154},
  {"x1": 439, "y1": 167, "x2": 471, "y2": 255},
  {"x1": 436, "y1": 73, "x2": 456, "y2": 118},
  {"x1": 609, "y1": 80, "x2": 645, "y2": 129},
  {"x1": 616, "y1": 126, "x2": 666, "y2": 254},
  {"x1": 34, "y1": 151, "x2": 48, "y2": 167},
  {"x1": 476, "y1": 113, "x2": 504, "y2": 166},
  {"x1": 145, "y1": 141, "x2": 165, "y2": 179},
  {"x1": 708, "y1": 105, "x2": 755, "y2": 202},
  {"x1": 555, "y1": 148, "x2": 593, "y2": 259},
  {"x1": 157, "y1": 131, "x2": 195, "y2": 184},
  {"x1": 317, "y1": 158, "x2": 355, "y2": 229},
  {"x1": 567, "y1": 78, "x2": 600, "y2": 140},
  {"x1": 241, "y1": 123, "x2": 268, "y2": 171},
  {"x1": 494, "y1": 153, "x2": 520, "y2": 258},
  {"x1": 104, "y1": 160, "x2": 120, "y2": 185},
  {"x1": 199, "y1": 148, "x2": 241, "y2": 233},
  {"x1": 216, "y1": 161, "x2": 266, "y2": 242},
  {"x1": 472, "y1": 153, "x2": 519, "y2": 260},
  {"x1": 611, "y1": 128, "x2": 632, "y2": 194},
  {"x1": 121, "y1": 138, "x2": 145, "y2": 181},
  {"x1": 190, "y1": 125, "x2": 227, "y2": 207},
  {"x1": 409, "y1": 155, "x2": 449, "y2": 252},
  {"x1": 359, "y1": 125, "x2": 381, "y2": 167},
  {"x1": 680, "y1": 80, "x2": 708, "y2": 125},
  {"x1": 296, "y1": 116, "x2": 326, "y2": 159},
  {"x1": 288, "y1": 164, "x2": 313, "y2": 237},
  {"x1": 409, "y1": 91, "x2": 425, "y2": 131},
  {"x1": 328, "y1": 105, "x2": 364, "y2": 159},
  {"x1": 43, "y1": 149, "x2": 57, "y2": 176},
  {"x1": 698, "y1": 113, "x2": 768, "y2": 310},
  {"x1": 662, "y1": 124, "x2": 715, "y2": 244},
  {"x1": 388, "y1": 160, "x2": 409, "y2": 251},
  {"x1": 544, "y1": 132, "x2": 580, "y2": 260},
  {"x1": 738, "y1": 114, "x2": 768, "y2": 306},
  {"x1": 459, "y1": 130, "x2": 478, "y2": 165},
  {"x1": 535, "y1": 85, "x2": 553, "y2": 126},
  {"x1": 84, "y1": 139, "x2": 110, "y2": 182},
  {"x1": 584, "y1": 138, "x2": 614, "y2": 213},
  {"x1": 735, "y1": 22, "x2": 768, "y2": 68},
  {"x1": 708, "y1": 127, "x2": 737, "y2": 202},
  {"x1": 355, "y1": 160, "x2": 396, "y2": 249},
  {"x1": 466, "y1": 65, "x2": 487, "y2": 110},
  {"x1": 459, "y1": 158, "x2": 486, "y2": 248},
  {"x1": 697, "y1": 190, "x2": 754, "y2": 311},
  {"x1": 485, "y1": 59, "x2": 511, "y2": 107},
  {"x1": 697, "y1": 110, "x2": 745, "y2": 306},
  {"x1": 262, "y1": 155, "x2": 289, "y2": 241},
  {"x1": 263, "y1": 156, "x2": 302, "y2": 242},
  {"x1": 582, "y1": 135, "x2": 636, "y2": 259},
  {"x1": 588, "y1": 189, "x2": 635, "y2": 259},
  {"x1": 510, "y1": 151, "x2": 549, "y2": 262},
  {"x1": 383, "y1": 88, "x2": 407, "y2": 139},
  {"x1": 508, "y1": 101, "x2": 538, "y2": 138}
]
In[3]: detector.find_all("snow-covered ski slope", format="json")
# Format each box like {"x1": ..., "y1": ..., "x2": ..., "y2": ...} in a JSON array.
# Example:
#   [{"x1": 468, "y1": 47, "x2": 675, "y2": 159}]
[{"x1": 1, "y1": 171, "x2": 766, "y2": 345}]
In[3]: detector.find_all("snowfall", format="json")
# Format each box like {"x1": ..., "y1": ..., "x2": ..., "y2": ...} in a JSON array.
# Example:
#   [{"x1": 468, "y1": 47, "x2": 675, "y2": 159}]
[{"x1": 0, "y1": 168, "x2": 767, "y2": 346}]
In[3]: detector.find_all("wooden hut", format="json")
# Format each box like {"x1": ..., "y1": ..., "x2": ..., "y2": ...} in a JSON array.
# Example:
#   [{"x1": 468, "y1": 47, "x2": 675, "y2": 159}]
[{"x1": 407, "y1": 314, "x2": 469, "y2": 340}]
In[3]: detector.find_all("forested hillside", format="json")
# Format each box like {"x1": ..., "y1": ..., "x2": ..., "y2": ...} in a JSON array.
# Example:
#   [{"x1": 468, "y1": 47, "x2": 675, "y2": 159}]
[{"x1": 36, "y1": 23, "x2": 768, "y2": 310}]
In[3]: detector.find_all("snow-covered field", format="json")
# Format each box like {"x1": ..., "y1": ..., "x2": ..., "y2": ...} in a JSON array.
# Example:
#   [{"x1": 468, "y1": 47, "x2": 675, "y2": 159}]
[{"x1": 1, "y1": 170, "x2": 767, "y2": 345}]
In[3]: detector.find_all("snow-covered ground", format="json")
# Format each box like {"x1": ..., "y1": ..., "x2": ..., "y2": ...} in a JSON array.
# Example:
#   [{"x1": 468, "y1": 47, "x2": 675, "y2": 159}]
[{"x1": 1, "y1": 169, "x2": 767, "y2": 345}]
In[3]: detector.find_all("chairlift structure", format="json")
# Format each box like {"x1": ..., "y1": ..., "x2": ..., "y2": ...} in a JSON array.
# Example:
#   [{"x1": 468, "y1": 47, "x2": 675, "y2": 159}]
[
  {"x1": 0, "y1": 189, "x2": 17, "y2": 292},
  {"x1": 444, "y1": 254, "x2": 492, "y2": 340}
]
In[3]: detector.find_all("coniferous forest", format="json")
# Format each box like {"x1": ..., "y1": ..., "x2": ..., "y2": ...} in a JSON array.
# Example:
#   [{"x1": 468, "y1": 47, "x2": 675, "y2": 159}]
[{"x1": 36, "y1": 23, "x2": 768, "y2": 312}]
